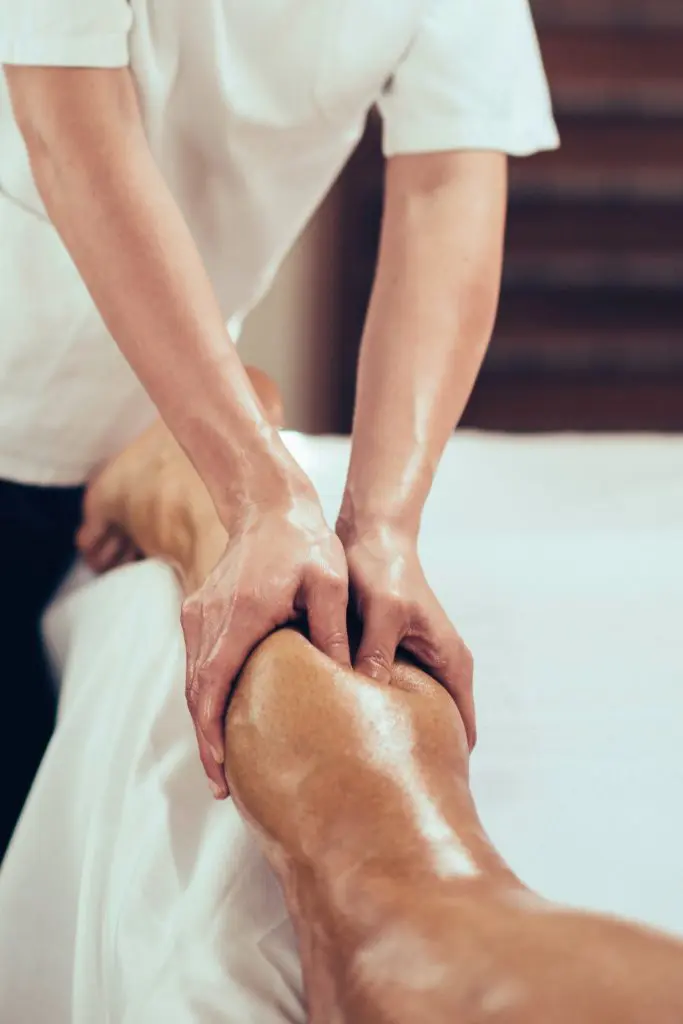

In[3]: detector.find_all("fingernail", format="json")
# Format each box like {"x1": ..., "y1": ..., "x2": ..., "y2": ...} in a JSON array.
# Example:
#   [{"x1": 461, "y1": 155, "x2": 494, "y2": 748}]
[
  {"x1": 210, "y1": 744, "x2": 224, "y2": 765},
  {"x1": 209, "y1": 780, "x2": 225, "y2": 799}
]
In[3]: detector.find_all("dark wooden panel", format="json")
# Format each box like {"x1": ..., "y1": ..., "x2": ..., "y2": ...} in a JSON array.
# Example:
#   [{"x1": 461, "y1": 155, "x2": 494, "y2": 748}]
[
  {"x1": 461, "y1": 372, "x2": 683, "y2": 432},
  {"x1": 540, "y1": 26, "x2": 683, "y2": 112},
  {"x1": 511, "y1": 113, "x2": 683, "y2": 198},
  {"x1": 497, "y1": 285, "x2": 683, "y2": 337},
  {"x1": 532, "y1": 0, "x2": 683, "y2": 28},
  {"x1": 543, "y1": 26, "x2": 683, "y2": 81},
  {"x1": 507, "y1": 201, "x2": 683, "y2": 258}
]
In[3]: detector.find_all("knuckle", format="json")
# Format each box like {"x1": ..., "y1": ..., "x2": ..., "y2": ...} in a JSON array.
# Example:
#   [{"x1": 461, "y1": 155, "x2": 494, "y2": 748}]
[
  {"x1": 406, "y1": 599, "x2": 428, "y2": 626},
  {"x1": 185, "y1": 675, "x2": 200, "y2": 714},
  {"x1": 320, "y1": 628, "x2": 348, "y2": 652},
  {"x1": 311, "y1": 560, "x2": 345, "y2": 587},
  {"x1": 386, "y1": 590, "x2": 409, "y2": 614},
  {"x1": 395, "y1": 598, "x2": 413, "y2": 624},
  {"x1": 324, "y1": 569, "x2": 348, "y2": 594},
  {"x1": 180, "y1": 598, "x2": 199, "y2": 631},
  {"x1": 368, "y1": 591, "x2": 395, "y2": 617},
  {"x1": 185, "y1": 662, "x2": 210, "y2": 713},
  {"x1": 363, "y1": 647, "x2": 392, "y2": 674}
]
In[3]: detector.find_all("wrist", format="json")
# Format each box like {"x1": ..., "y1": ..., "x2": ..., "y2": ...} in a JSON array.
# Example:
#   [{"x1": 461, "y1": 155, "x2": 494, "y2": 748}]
[
  {"x1": 201, "y1": 422, "x2": 317, "y2": 527},
  {"x1": 182, "y1": 458, "x2": 322, "y2": 592},
  {"x1": 336, "y1": 496, "x2": 419, "y2": 550},
  {"x1": 339, "y1": 451, "x2": 432, "y2": 546}
]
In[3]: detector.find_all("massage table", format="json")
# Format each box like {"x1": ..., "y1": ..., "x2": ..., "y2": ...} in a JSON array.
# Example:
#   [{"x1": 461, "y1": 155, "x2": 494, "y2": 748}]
[{"x1": 0, "y1": 431, "x2": 682, "y2": 1022}]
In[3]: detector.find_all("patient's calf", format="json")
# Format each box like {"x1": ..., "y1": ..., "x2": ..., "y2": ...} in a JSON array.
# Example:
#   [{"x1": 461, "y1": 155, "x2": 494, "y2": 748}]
[{"x1": 226, "y1": 630, "x2": 683, "y2": 1024}]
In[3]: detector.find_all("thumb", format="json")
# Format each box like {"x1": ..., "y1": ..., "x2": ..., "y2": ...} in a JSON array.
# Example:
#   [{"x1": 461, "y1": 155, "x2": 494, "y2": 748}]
[
  {"x1": 354, "y1": 602, "x2": 403, "y2": 686},
  {"x1": 303, "y1": 570, "x2": 351, "y2": 667},
  {"x1": 75, "y1": 503, "x2": 109, "y2": 556}
]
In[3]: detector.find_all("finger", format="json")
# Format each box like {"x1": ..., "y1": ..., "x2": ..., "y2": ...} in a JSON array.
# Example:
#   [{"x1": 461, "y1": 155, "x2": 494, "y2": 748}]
[
  {"x1": 302, "y1": 571, "x2": 351, "y2": 666},
  {"x1": 104, "y1": 538, "x2": 141, "y2": 569},
  {"x1": 181, "y1": 596, "x2": 202, "y2": 692},
  {"x1": 116, "y1": 542, "x2": 142, "y2": 566},
  {"x1": 354, "y1": 603, "x2": 404, "y2": 686},
  {"x1": 181, "y1": 598, "x2": 219, "y2": 783},
  {"x1": 88, "y1": 529, "x2": 130, "y2": 574},
  {"x1": 75, "y1": 517, "x2": 109, "y2": 558},
  {"x1": 75, "y1": 497, "x2": 109, "y2": 556},
  {"x1": 185, "y1": 649, "x2": 229, "y2": 796},
  {"x1": 78, "y1": 524, "x2": 116, "y2": 572},
  {"x1": 402, "y1": 627, "x2": 477, "y2": 751},
  {"x1": 194, "y1": 721, "x2": 229, "y2": 799},
  {"x1": 191, "y1": 605, "x2": 273, "y2": 775}
]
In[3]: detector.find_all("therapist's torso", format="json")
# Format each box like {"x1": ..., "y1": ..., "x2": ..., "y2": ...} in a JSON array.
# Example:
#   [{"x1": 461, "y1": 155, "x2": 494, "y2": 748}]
[{"x1": 0, "y1": 0, "x2": 557, "y2": 485}]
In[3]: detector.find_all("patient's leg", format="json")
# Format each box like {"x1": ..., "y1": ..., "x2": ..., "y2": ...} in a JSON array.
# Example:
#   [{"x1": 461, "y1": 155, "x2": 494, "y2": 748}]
[
  {"x1": 92, "y1": 385, "x2": 683, "y2": 1023},
  {"x1": 226, "y1": 630, "x2": 683, "y2": 1024}
]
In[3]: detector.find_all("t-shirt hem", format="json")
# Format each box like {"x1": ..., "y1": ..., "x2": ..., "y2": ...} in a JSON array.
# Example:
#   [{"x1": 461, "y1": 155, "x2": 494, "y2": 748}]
[
  {"x1": 0, "y1": 35, "x2": 130, "y2": 68},
  {"x1": 0, "y1": 449, "x2": 91, "y2": 487},
  {"x1": 382, "y1": 115, "x2": 561, "y2": 159}
]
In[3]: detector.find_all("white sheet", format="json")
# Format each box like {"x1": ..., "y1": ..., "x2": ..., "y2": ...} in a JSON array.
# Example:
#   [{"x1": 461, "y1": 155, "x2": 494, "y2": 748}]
[{"x1": 1, "y1": 432, "x2": 682, "y2": 1022}]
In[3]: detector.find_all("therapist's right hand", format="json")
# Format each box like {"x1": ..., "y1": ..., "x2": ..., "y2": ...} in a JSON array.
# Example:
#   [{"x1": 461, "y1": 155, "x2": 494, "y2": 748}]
[{"x1": 182, "y1": 494, "x2": 351, "y2": 798}]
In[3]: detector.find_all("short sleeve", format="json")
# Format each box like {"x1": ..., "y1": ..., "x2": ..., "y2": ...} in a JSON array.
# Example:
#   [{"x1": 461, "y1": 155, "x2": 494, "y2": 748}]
[
  {"x1": 379, "y1": 0, "x2": 559, "y2": 158},
  {"x1": 0, "y1": 0, "x2": 132, "y2": 68}
]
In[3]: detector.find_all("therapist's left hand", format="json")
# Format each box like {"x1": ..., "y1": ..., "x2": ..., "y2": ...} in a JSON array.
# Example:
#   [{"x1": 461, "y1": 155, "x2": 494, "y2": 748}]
[{"x1": 338, "y1": 520, "x2": 476, "y2": 750}]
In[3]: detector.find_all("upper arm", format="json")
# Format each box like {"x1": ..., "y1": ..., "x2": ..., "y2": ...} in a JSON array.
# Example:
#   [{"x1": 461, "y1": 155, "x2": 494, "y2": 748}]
[
  {"x1": 5, "y1": 65, "x2": 139, "y2": 156},
  {"x1": 385, "y1": 149, "x2": 507, "y2": 209},
  {"x1": 382, "y1": 150, "x2": 508, "y2": 275},
  {"x1": 1, "y1": 0, "x2": 133, "y2": 143},
  {"x1": 378, "y1": 0, "x2": 559, "y2": 160}
]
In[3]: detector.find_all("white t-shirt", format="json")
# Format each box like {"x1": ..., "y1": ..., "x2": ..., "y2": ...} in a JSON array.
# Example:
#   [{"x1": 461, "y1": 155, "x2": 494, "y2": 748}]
[{"x1": 0, "y1": 0, "x2": 558, "y2": 485}]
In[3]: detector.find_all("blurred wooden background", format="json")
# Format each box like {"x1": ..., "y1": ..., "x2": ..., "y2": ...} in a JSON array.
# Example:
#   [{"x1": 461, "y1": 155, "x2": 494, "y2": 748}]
[{"x1": 330, "y1": 0, "x2": 683, "y2": 433}]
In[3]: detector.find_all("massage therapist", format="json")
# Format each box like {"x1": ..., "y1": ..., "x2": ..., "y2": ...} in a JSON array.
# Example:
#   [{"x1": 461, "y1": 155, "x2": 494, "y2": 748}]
[{"x1": 0, "y1": 0, "x2": 558, "y2": 824}]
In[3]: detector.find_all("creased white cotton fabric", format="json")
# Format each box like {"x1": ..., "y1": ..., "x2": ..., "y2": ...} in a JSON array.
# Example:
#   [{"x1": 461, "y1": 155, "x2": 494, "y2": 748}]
[{"x1": 0, "y1": 432, "x2": 682, "y2": 1022}]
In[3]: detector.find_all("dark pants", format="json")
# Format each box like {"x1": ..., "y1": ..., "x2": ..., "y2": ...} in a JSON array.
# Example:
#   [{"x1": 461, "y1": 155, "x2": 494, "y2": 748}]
[{"x1": 0, "y1": 479, "x2": 83, "y2": 862}]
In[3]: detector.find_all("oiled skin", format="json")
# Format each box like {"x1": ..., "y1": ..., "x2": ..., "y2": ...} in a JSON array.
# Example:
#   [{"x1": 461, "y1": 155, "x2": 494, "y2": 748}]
[
  {"x1": 93, "y1": 383, "x2": 683, "y2": 1024},
  {"x1": 228, "y1": 632, "x2": 683, "y2": 1024}
]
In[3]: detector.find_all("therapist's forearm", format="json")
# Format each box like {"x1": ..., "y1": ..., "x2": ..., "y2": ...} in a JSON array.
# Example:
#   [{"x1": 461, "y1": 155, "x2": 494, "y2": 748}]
[
  {"x1": 339, "y1": 152, "x2": 507, "y2": 541},
  {"x1": 5, "y1": 66, "x2": 309, "y2": 521}
]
